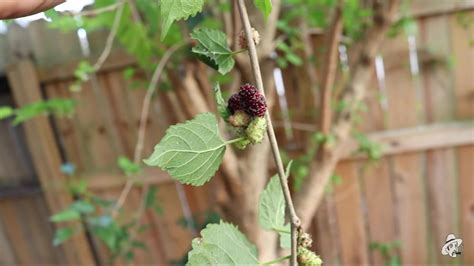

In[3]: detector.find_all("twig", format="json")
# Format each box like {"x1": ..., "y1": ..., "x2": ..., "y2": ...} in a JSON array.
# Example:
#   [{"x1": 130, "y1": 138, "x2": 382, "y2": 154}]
[
  {"x1": 235, "y1": 0, "x2": 300, "y2": 265},
  {"x1": 111, "y1": 43, "x2": 185, "y2": 219},
  {"x1": 92, "y1": 0, "x2": 126, "y2": 71},
  {"x1": 69, "y1": 2, "x2": 123, "y2": 17}
]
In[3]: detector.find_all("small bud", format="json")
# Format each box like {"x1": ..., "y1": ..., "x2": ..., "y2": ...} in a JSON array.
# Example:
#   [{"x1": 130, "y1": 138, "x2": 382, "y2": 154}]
[
  {"x1": 239, "y1": 28, "x2": 260, "y2": 49},
  {"x1": 299, "y1": 232, "x2": 313, "y2": 248},
  {"x1": 246, "y1": 117, "x2": 266, "y2": 144},
  {"x1": 228, "y1": 110, "x2": 251, "y2": 127},
  {"x1": 297, "y1": 247, "x2": 323, "y2": 266}
]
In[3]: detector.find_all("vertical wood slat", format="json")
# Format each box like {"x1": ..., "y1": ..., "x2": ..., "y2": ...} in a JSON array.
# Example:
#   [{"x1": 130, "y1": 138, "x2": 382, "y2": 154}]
[
  {"x1": 333, "y1": 162, "x2": 370, "y2": 264},
  {"x1": 419, "y1": 15, "x2": 459, "y2": 265},
  {"x1": 359, "y1": 66, "x2": 398, "y2": 265},
  {"x1": 451, "y1": 11, "x2": 474, "y2": 265},
  {"x1": 6, "y1": 60, "x2": 95, "y2": 265},
  {"x1": 382, "y1": 35, "x2": 429, "y2": 264}
]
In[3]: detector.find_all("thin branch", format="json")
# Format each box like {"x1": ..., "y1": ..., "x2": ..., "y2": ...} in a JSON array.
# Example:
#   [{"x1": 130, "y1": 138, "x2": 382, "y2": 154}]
[
  {"x1": 69, "y1": 2, "x2": 123, "y2": 17},
  {"x1": 111, "y1": 43, "x2": 185, "y2": 219},
  {"x1": 320, "y1": 6, "x2": 343, "y2": 136},
  {"x1": 93, "y1": 0, "x2": 126, "y2": 71},
  {"x1": 236, "y1": 0, "x2": 300, "y2": 265}
]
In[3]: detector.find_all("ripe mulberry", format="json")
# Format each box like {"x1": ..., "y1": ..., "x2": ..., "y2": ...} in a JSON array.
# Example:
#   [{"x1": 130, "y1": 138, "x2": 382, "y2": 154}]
[
  {"x1": 227, "y1": 93, "x2": 242, "y2": 114},
  {"x1": 246, "y1": 93, "x2": 267, "y2": 117},
  {"x1": 238, "y1": 83, "x2": 259, "y2": 101}
]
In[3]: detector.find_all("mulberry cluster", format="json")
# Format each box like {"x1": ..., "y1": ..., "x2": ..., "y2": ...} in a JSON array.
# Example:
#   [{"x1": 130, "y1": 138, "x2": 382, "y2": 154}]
[
  {"x1": 226, "y1": 83, "x2": 267, "y2": 149},
  {"x1": 227, "y1": 83, "x2": 267, "y2": 117}
]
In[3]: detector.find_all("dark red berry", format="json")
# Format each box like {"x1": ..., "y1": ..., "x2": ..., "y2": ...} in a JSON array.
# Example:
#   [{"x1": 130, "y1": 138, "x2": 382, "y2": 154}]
[
  {"x1": 246, "y1": 94, "x2": 267, "y2": 117},
  {"x1": 227, "y1": 93, "x2": 242, "y2": 114},
  {"x1": 238, "y1": 83, "x2": 259, "y2": 101}
]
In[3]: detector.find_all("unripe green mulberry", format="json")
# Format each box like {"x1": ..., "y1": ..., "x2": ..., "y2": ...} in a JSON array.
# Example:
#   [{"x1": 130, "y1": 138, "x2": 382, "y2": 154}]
[
  {"x1": 245, "y1": 117, "x2": 266, "y2": 144},
  {"x1": 297, "y1": 247, "x2": 323, "y2": 266},
  {"x1": 228, "y1": 110, "x2": 251, "y2": 127},
  {"x1": 234, "y1": 138, "x2": 251, "y2": 150}
]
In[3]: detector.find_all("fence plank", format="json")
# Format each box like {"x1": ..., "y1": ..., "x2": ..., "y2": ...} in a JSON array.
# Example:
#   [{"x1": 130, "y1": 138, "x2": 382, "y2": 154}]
[
  {"x1": 382, "y1": 35, "x2": 429, "y2": 264},
  {"x1": 419, "y1": 14, "x2": 459, "y2": 264},
  {"x1": 6, "y1": 60, "x2": 95, "y2": 265},
  {"x1": 334, "y1": 162, "x2": 369, "y2": 264},
  {"x1": 451, "y1": 11, "x2": 474, "y2": 264}
]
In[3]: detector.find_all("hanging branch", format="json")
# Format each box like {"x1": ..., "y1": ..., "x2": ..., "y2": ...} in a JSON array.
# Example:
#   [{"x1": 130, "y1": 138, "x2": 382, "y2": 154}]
[
  {"x1": 92, "y1": 0, "x2": 126, "y2": 71},
  {"x1": 111, "y1": 43, "x2": 185, "y2": 218},
  {"x1": 235, "y1": 0, "x2": 301, "y2": 265}
]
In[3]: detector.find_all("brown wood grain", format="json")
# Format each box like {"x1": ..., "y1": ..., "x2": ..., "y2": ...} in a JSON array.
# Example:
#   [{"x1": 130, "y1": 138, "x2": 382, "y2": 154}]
[
  {"x1": 333, "y1": 161, "x2": 370, "y2": 264},
  {"x1": 420, "y1": 14, "x2": 459, "y2": 265},
  {"x1": 451, "y1": 11, "x2": 474, "y2": 265},
  {"x1": 382, "y1": 35, "x2": 429, "y2": 264},
  {"x1": 6, "y1": 60, "x2": 96, "y2": 265}
]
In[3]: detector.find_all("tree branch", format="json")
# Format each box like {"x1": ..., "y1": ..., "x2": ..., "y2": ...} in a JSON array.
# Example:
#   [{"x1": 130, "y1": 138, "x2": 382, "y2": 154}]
[
  {"x1": 236, "y1": 1, "x2": 300, "y2": 265},
  {"x1": 294, "y1": 0, "x2": 401, "y2": 229}
]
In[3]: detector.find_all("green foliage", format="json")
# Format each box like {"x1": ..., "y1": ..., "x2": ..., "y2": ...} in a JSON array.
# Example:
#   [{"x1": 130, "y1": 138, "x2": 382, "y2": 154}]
[
  {"x1": 369, "y1": 240, "x2": 402, "y2": 266},
  {"x1": 254, "y1": 0, "x2": 273, "y2": 18},
  {"x1": 117, "y1": 156, "x2": 141, "y2": 176},
  {"x1": 388, "y1": 16, "x2": 417, "y2": 38},
  {"x1": 50, "y1": 209, "x2": 81, "y2": 222},
  {"x1": 144, "y1": 113, "x2": 227, "y2": 186},
  {"x1": 11, "y1": 99, "x2": 76, "y2": 125},
  {"x1": 342, "y1": 0, "x2": 372, "y2": 40},
  {"x1": 0, "y1": 106, "x2": 14, "y2": 120},
  {"x1": 160, "y1": 0, "x2": 205, "y2": 39},
  {"x1": 74, "y1": 61, "x2": 95, "y2": 81},
  {"x1": 53, "y1": 227, "x2": 78, "y2": 246},
  {"x1": 145, "y1": 187, "x2": 163, "y2": 214},
  {"x1": 213, "y1": 83, "x2": 231, "y2": 120},
  {"x1": 259, "y1": 175, "x2": 286, "y2": 231},
  {"x1": 259, "y1": 161, "x2": 293, "y2": 248},
  {"x1": 191, "y1": 28, "x2": 235, "y2": 75},
  {"x1": 276, "y1": 41, "x2": 303, "y2": 68},
  {"x1": 354, "y1": 132, "x2": 382, "y2": 161},
  {"x1": 187, "y1": 221, "x2": 259, "y2": 265}
]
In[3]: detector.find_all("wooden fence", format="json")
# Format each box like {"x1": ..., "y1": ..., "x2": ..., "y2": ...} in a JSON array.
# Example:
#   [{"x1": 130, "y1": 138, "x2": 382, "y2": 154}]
[{"x1": 1, "y1": 1, "x2": 473, "y2": 265}]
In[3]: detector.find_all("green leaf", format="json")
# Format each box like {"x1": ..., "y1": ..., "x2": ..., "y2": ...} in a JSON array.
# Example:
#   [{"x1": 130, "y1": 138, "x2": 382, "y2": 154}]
[
  {"x1": 0, "y1": 106, "x2": 14, "y2": 120},
  {"x1": 144, "y1": 113, "x2": 226, "y2": 186},
  {"x1": 117, "y1": 156, "x2": 141, "y2": 176},
  {"x1": 254, "y1": 0, "x2": 272, "y2": 18},
  {"x1": 286, "y1": 53, "x2": 303, "y2": 66},
  {"x1": 187, "y1": 221, "x2": 259, "y2": 265},
  {"x1": 144, "y1": 186, "x2": 163, "y2": 214},
  {"x1": 191, "y1": 28, "x2": 235, "y2": 75},
  {"x1": 213, "y1": 84, "x2": 231, "y2": 120},
  {"x1": 160, "y1": 0, "x2": 204, "y2": 39},
  {"x1": 53, "y1": 227, "x2": 77, "y2": 246},
  {"x1": 12, "y1": 98, "x2": 76, "y2": 125},
  {"x1": 279, "y1": 224, "x2": 291, "y2": 248},
  {"x1": 259, "y1": 161, "x2": 293, "y2": 230},
  {"x1": 74, "y1": 61, "x2": 95, "y2": 81},
  {"x1": 50, "y1": 209, "x2": 80, "y2": 222},
  {"x1": 71, "y1": 200, "x2": 95, "y2": 214}
]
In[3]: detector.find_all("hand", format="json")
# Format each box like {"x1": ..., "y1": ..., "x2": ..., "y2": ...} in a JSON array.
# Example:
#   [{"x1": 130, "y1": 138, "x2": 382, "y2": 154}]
[{"x1": 0, "y1": 0, "x2": 65, "y2": 19}]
